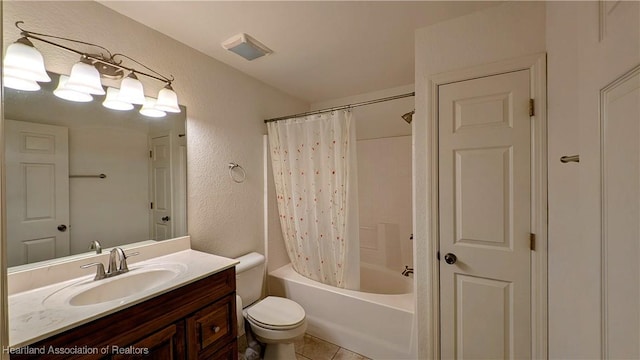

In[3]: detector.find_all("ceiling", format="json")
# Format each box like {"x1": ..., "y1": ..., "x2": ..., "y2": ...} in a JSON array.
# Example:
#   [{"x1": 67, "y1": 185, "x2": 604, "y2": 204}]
[{"x1": 99, "y1": 1, "x2": 498, "y2": 104}]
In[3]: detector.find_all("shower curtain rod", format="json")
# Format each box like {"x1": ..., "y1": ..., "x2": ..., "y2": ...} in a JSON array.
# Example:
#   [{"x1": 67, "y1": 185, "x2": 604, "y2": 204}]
[{"x1": 263, "y1": 91, "x2": 415, "y2": 123}]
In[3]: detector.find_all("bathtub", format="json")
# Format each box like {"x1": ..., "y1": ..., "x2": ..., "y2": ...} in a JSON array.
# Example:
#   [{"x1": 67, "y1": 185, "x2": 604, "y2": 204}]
[{"x1": 268, "y1": 262, "x2": 415, "y2": 359}]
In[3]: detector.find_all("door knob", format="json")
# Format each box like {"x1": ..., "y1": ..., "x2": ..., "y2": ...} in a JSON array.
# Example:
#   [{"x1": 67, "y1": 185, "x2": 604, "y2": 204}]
[
  {"x1": 161, "y1": 216, "x2": 170, "y2": 222},
  {"x1": 444, "y1": 253, "x2": 457, "y2": 265},
  {"x1": 57, "y1": 224, "x2": 67, "y2": 232}
]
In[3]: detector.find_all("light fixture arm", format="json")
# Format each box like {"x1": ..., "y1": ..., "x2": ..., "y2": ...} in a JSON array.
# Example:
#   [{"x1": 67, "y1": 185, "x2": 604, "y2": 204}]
[
  {"x1": 111, "y1": 53, "x2": 175, "y2": 84},
  {"x1": 14, "y1": 21, "x2": 174, "y2": 85}
]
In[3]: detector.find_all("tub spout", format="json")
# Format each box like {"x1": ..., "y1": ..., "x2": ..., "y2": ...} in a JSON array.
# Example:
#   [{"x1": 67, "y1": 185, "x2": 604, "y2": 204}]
[{"x1": 402, "y1": 266, "x2": 413, "y2": 276}]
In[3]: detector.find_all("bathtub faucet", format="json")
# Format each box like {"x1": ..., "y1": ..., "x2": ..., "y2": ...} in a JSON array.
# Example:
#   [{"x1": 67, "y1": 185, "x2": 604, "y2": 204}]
[{"x1": 402, "y1": 266, "x2": 413, "y2": 277}]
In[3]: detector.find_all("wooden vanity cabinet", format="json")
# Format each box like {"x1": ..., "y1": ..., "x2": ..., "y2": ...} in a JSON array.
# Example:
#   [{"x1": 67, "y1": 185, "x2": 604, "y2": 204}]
[{"x1": 11, "y1": 267, "x2": 237, "y2": 360}]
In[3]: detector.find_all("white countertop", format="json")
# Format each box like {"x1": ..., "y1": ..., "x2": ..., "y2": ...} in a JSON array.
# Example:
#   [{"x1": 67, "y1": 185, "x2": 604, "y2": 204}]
[{"x1": 9, "y1": 249, "x2": 238, "y2": 348}]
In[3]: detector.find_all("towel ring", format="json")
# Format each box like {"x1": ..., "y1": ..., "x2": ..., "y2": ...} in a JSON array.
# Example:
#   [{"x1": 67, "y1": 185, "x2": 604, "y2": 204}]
[{"x1": 228, "y1": 163, "x2": 246, "y2": 183}]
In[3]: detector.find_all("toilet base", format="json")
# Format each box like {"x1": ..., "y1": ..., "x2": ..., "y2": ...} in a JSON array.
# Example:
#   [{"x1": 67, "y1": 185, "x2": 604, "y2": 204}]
[{"x1": 263, "y1": 342, "x2": 296, "y2": 360}]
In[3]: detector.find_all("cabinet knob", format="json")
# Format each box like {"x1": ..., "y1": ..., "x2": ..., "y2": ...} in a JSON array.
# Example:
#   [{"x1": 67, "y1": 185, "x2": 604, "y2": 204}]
[{"x1": 211, "y1": 326, "x2": 221, "y2": 333}]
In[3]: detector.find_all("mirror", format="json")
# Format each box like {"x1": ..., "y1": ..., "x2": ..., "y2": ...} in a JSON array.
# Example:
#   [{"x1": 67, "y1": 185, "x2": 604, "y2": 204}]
[{"x1": 5, "y1": 72, "x2": 187, "y2": 268}]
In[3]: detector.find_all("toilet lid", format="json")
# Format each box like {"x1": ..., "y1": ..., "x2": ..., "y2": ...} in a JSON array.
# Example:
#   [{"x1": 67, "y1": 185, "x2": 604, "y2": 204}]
[{"x1": 246, "y1": 296, "x2": 305, "y2": 330}]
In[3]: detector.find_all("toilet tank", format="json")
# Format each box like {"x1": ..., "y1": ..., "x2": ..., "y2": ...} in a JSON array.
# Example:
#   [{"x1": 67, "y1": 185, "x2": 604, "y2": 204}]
[{"x1": 234, "y1": 252, "x2": 265, "y2": 307}]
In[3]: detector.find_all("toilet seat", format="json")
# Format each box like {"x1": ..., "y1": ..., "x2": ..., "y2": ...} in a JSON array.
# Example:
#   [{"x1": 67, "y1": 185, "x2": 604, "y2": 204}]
[{"x1": 246, "y1": 296, "x2": 306, "y2": 330}]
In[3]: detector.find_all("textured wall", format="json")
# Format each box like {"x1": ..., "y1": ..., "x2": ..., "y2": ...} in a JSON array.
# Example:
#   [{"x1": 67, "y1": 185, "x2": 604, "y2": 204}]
[{"x1": 3, "y1": 1, "x2": 308, "y2": 260}]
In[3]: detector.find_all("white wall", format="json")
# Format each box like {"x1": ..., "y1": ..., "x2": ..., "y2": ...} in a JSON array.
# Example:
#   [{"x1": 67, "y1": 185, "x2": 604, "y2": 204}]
[
  {"x1": 3, "y1": 2, "x2": 308, "y2": 261},
  {"x1": 357, "y1": 136, "x2": 412, "y2": 270},
  {"x1": 311, "y1": 84, "x2": 414, "y2": 140},
  {"x1": 546, "y1": 2, "x2": 640, "y2": 358},
  {"x1": 414, "y1": 2, "x2": 546, "y2": 357}
]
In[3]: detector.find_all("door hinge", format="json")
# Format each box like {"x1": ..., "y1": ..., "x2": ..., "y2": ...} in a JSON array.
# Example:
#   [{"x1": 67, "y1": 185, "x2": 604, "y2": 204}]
[
  {"x1": 149, "y1": 150, "x2": 153, "y2": 158},
  {"x1": 150, "y1": 202, "x2": 154, "y2": 210},
  {"x1": 530, "y1": 233, "x2": 536, "y2": 251},
  {"x1": 529, "y1": 99, "x2": 535, "y2": 117}
]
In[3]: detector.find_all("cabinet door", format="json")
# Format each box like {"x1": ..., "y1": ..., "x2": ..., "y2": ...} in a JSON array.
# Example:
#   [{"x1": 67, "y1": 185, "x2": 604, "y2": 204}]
[
  {"x1": 112, "y1": 323, "x2": 185, "y2": 360},
  {"x1": 187, "y1": 294, "x2": 236, "y2": 359},
  {"x1": 208, "y1": 341, "x2": 238, "y2": 360}
]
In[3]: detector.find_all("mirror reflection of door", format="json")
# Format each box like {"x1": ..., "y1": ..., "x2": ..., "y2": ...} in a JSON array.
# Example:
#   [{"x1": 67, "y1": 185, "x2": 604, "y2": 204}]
[
  {"x1": 5, "y1": 120, "x2": 71, "y2": 266},
  {"x1": 150, "y1": 134, "x2": 173, "y2": 240},
  {"x1": 4, "y1": 72, "x2": 187, "y2": 268}
]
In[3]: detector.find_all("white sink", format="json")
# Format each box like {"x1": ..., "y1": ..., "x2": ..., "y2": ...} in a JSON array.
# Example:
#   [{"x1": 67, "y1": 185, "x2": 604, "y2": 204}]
[
  {"x1": 43, "y1": 263, "x2": 186, "y2": 307},
  {"x1": 69, "y1": 269, "x2": 177, "y2": 306}
]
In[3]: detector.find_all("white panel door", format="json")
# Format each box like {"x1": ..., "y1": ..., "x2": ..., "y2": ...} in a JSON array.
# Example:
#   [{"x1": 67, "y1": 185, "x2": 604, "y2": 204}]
[
  {"x1": 150, "y1": 134, "x2": 172, "y2": 240},
  {"x1": 5, "y1": 120, "x2": 70, "y2": 267},
  {"x1": 439, "y1": 70, "x2": 531, "y2": 359},
  {"x1": 602, "y1": 65, "x2": 640, "y2": 359}
]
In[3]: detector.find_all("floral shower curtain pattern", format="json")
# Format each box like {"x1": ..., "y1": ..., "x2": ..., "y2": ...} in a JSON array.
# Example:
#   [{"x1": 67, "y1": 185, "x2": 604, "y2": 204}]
[{"x1": 267, "y1": 110, "x2": 360, "y2": 290}]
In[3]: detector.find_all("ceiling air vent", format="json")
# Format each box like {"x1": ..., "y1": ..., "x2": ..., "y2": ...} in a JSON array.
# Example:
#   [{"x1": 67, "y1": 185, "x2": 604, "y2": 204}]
[{"x1": 221, "y1": 33, "x2": 273, "y2": 61}]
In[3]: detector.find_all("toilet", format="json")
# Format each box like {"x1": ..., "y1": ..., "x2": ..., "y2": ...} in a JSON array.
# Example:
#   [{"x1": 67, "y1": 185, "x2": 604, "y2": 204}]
[{"x1": 235, "y1": 252, "x2": 307, "y2": 360}]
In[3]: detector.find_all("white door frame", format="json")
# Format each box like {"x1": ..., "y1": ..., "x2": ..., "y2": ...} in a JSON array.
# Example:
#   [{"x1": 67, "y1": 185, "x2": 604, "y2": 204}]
[{"x1": 424, "y1": 53, "x2": 548, "y2": 358}]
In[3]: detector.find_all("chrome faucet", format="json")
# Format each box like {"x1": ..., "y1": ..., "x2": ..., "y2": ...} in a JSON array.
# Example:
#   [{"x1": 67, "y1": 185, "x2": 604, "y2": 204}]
[
  {"x1": 402, "y1": 265, "x2": 414, "y2": 277},
  {"x1": 81, "y1": 247, "x2": 139, "y2": 281},
  {"x1": 108, "y1": 247, "x2": 126, "y2": 274},
  {"x1": 89, "y1": 240, "x2": 102, "y2": 254}
]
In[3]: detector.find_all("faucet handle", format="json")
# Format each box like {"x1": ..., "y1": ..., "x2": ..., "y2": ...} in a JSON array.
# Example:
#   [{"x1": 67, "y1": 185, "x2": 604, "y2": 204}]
[
  {"x1": 119, "y1": 251, "x2": 140, "y2": 272},
  {"x1": 81, "y1": 262, "x2": 106, "y2": 281}
]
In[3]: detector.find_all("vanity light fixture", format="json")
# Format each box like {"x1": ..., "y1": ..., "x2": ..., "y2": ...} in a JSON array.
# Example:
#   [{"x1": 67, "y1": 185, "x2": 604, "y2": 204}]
[
  {"x1": 65, "y1": 58, "x2": 106, "y2": 95},
  {"x1": 117, "y1": 72, "x2": 146, "y2": 105},
  {"x1": 53, "y1": 75, "x2": 93, "y2": 103},
  {"x1": 102, "y1": 87, "x2": 134, "y2": 111},
  {"x1": 3, "y1": 36, "x2": 51, "y2": 89},
  {"x1": 140, "y1": 97, "x2": 167, "y2": 118},
  {"x1": 3, "y1": 21, "x2": 181, "y2": 115}
]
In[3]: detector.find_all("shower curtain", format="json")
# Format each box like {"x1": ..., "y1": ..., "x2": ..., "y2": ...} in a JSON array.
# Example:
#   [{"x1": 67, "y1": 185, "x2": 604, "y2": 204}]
[{"x1": 267, "y1": 110, "x2": 360, "y2": 290}]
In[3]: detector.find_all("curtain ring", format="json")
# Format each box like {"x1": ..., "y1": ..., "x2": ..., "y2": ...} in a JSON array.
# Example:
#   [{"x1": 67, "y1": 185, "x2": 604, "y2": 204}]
[{"x1": 228, "y1": 163, "x2": 246, "y2": 183}]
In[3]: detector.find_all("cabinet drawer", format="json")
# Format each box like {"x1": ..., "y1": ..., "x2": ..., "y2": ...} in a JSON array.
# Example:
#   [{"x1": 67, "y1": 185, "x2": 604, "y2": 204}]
[{"x1": 187, "y1": 294, "x2": 236, "y2": 358}]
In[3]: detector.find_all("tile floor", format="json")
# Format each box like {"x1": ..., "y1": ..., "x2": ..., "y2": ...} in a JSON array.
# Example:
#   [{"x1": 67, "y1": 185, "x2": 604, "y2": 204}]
[
  {"x1": 294, "y1": 334, "x2": 370, "y2": 360},
  {"x1": 239, "y1": 333, "x2": 370, "y2": 360}
]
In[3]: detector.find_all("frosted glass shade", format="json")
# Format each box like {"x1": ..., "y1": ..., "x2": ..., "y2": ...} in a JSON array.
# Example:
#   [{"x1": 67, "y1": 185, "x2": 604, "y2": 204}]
[
  {"x1": 3, "y1": 40, "x2": 51, "y2": 83},
  {"x1": 3, "y1": 75, "x2": 40, "y2": 91},
  {"x1": 117, "y1": 74, "x2": 145, "y2": 105},
  {"x1": 139, "y1": 97, "x2": 166, "y2": 118},
  {"x1": 65, "y1": 61, "x2": 105, "y2": 95},
  {"x1": 102, "y1": 87, "x2": 134, "y2": 110},
  {"x1": 54, "y1": 75, "x2": 93, "y2": 102},
  {"x1": 154, "y1": 86, "x2": 181, "y2": 113}
]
